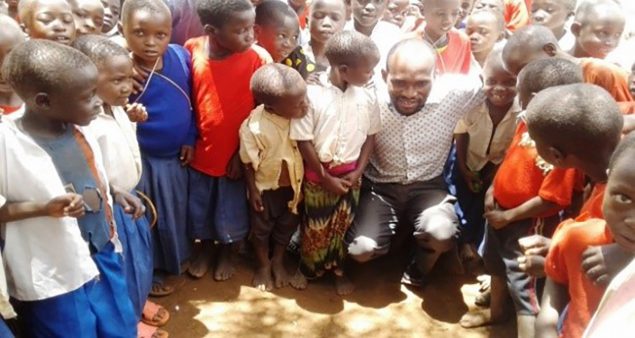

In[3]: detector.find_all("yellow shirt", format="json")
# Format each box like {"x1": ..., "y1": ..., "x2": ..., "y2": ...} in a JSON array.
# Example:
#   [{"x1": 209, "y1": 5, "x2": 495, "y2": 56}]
[{"x1": 239, "y1": 105, "x2": 304, "y2": 213}]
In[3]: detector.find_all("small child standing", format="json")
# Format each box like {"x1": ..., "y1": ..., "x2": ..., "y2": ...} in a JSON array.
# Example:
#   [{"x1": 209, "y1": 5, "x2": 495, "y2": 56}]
[
  {"x1": 465, "y1": 9, "x2": 506, "y2": 67},
  {"x1": 255, "y1": 0, "x2": 316, "y2": 79},
  {"x1": 530, "y1": 0, "x2": 576, "y2": 51},
  {"x1": 0, "y1": 14, "x2": 23, "y2": 115},
  {"x1": 453, "y1": 47, "x2": 520, "y2": 265},
  {"x1": 291, "y1": 31, "x2": 381, "y2": 295},
  {"x1": 185, "y1": 0, "x2": 267, "y2": 280},
  {"x1": 18, "y1": 0, "x2": 76, "y2": 46},
  {"x1": 383, "y1": 0, "x2": 409, "y2": 27},
  {"x1": 524, "y1": 84, "x2": 624, "y2": 338},
  {"x1": 0, "y1": 39, "x2": 136, "y2": 338},
  {"x1": 122, "y1": 0, "x2": 197, "y2": 294},
  {"x1": 305, "y1": 0, "x2": 348, "y2": 72},
  {"x1": 569, "y1": 0, "x2": 625, "y2": 60},
  {"x1": 68, "y1": 0, "x2": 104, "y2": 36},
  {"x1": 239, "y1": 64, "x2": 308, "y2": 292}
]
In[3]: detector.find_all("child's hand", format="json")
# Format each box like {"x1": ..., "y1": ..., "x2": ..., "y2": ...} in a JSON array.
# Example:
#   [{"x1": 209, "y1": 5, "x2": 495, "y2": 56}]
[
  {"x1": 125, "y1": 102, "x2": 148, "y2": 123},
  {"x1": 46, "y1": 194, "x2": 85, "y2": 218},
  {"x1": 484, "y1": 186, "x2": 495, "y2": 212},
  {"x1": 113, "y1": 189, "x2": 146, "y2": 219},
  {"x1": 517, "y1": 255, "x2": 546, "y2": 278},
  {"x1": 484, "y1": 209, "x2": 511, "y2": 229},
  {"x1": 321, "y1": 174, "x2": 351, "y2": 196},
  {"x1": 341, "y1": 170, "x2": 362, "y2": 189},
  {"x1": 518, "y1": 235, "x2": 551, "y2": 256},
  {"x1": 180, "y1": 145, "x2": 194, "y2": 166},
  {"x1": 226, "y1": 153, "x2": 244, "y2": 180},
  {"x1": 248, "y1": 189, "x2": 264, "y2": 213},
  {"x1": 460, "y1": 169, "x2": 482, "y2": 193},
  {"x1": 581, "y1": 244, "x2": 633, "y2": 286},
  {"x1": 131, "y1": 64, "x2": 150, "y2": 95}
]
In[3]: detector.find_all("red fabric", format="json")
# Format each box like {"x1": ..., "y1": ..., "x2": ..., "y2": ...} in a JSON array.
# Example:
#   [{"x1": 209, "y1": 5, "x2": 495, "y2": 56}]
[
  {"x1": 493, "y1": 121, "x2": 583, "y2": 215},
  {"x1": 581, "y1": 58, "x2": 634, "y2": 103},
  {"x1": 304, "y1": 162, "x2": 357, "y2": 184},
  {"x1": 298, "y1": 6, "x2": 309, "y2": 30},
  {"x1": 504, "y1": 0, "x2": 530, "y2": 32},
  {"x1": 436, "y1": 29, "x2": 472, "y2": 75},
  {"x1": 0, "y1": 105, "x2": 19, "y2": 114},
  {"x1": 578, "y1": 183, "x2": 606, "y2": 220},
  {"x1": 185, "y1": 37, "x2": 266, "y2": 176},
  {"x1": 545, "y1": 218, "x2": 613, "y2": 338}
]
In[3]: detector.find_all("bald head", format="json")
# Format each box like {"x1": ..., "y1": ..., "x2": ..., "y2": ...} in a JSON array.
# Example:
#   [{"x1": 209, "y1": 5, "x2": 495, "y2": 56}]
[
  {"x1": 386, "y1": 38, "x2": 435, "y2": 74},
  {"x1": 502, "y1": 25, "x2": 561, "y2": 76}
]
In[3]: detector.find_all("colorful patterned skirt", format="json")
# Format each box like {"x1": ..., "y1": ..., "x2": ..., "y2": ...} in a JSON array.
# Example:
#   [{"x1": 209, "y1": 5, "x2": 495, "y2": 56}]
[{"x1": 299, "y1": 181, "x2": 360, "y2": 278}]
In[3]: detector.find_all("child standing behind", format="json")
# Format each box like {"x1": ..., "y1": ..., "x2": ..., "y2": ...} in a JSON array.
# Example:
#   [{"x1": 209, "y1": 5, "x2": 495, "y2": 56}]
[
  {"x1": 122, "y1": 0, "x2": 197, "y2": 295},
  {"x1": 530, "y1": 0, "x2": 576, "y2": 51},
  {"x1": 0, "y1": 39, "x2": 136, "y2": 338},
  {"x1": 18, "y1": 0, "x2": 76, "y2": 46},
  {"x1": 239, "y1": 64, "x2": 308, "y2": 292},
  {"x1": 465, "y1": 9, "x2": 506, "y2": 67},
  {"x1": 291, "y1": 31, "x2": 380, "y2": 295},
  {"x1": 305, "y1": 0, "x2": 348, "y2": 72},
  {"x1": 453, "y1": 47, "x2": 520, "y2": 265},
  {"x1": 0, "y1": 14, "x2": 23, "y2": 115},
  {"x1": 569, "y1": 0, "x2": 625, "y2": 60},
  {"x1": 185, "y1": 0, "x2": 267, "y2": 280}
]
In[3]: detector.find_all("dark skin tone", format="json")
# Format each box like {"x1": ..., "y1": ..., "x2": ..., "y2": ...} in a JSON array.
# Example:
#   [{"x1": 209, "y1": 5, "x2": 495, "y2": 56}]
[{"x1": 309, "y1": 0, "x2": 348, "y2": 70}]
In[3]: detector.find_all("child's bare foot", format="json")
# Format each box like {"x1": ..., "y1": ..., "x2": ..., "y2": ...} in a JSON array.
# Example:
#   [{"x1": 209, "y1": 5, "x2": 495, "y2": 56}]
[
  {"x1": 271, "y1": 259, "x2": 290, "y2": 289},
  {"x1": 289, "y1": 270, "x2": 308, "y2": 290},
  {"x1": 188, "y1": 241, "x2": 213, "y2": 279},
  {"x1": 252, "y1": 265, "x2": 273, "y2": 292},
  {"x1": 335, "y1": 274, "x2": 355, "y2": 296},
  {"x1": 459, "y1": 309, "x2": 507, "y2": 328},
  {"x1": 214, "y1": 245, "x2": 236, "y2": 281}
]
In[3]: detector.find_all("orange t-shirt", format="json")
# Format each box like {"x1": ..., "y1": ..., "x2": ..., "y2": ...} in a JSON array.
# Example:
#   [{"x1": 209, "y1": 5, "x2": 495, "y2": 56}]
[
  {"x1": 493, "y1": 121, "x2": 584, "y2": 215},
  {"x1": 504, "y1": 0, "x2": 530, "y2": 32},
  {"x1": 184, "y1": 37, "x2": 267, "y2": 176},
  {"x1": 545, "y1": 218, "x2": 613, "y2": 338},
  {"x1": 436, "y1": 29, "x2": 472, "y2": 75},
  {"x1": 579, "y1": 183, "x2": 606, "y2": 220},
  {"x1": 0, "y1": 105, "x2": 19, "y2": 115},
  {"x1": 581, "y1": 58, "x2": 634, "y2": 103}
]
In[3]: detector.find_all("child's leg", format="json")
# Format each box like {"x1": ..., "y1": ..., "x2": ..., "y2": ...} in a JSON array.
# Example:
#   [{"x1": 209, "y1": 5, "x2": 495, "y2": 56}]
[
  {"x1": 269, "y1": 188, "x2": 301, "y2": 288},
  {"x1": 187, "y1": 169, "x2": 219, "y2": 278},
  {"x1": 250, "y1": 192, "x2": 275, "y2": 291},
  {"x1": 213, "y1": 177, "x2": 250, "y2": 281}
]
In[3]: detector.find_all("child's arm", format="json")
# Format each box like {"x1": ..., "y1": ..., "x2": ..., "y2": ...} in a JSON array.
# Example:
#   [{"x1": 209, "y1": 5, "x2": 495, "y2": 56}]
[
  {"x1": 110, "y1": 186, "x2": 146, "y2": 219},
  {"x1": 455, "y1": 133, "x2": 481, "y2": 192},
  {"x1": 0, "y1": 194, "x2": 84, "y2": 222},
  {"x1": 226, "y1": 151, "x2": 244, "y2": 180},
  {"x1": 342, "y1": 135, "x2": 375, "y2": 188},
  {"x1": 536, "y1": 278, "x2": 569, "y2": 338},
  {"x1": 484, "y1": 196, "x2": 558, "y2": 229},
  {"x1": 582, "y1": 244, "x2": 635, "y2": 286},
  {"x1": 297, "y1": 141, "x2": 350, "y2": 195},
  {"x1": 243, "y1": 164, "x2": 263, "y2": 213}
]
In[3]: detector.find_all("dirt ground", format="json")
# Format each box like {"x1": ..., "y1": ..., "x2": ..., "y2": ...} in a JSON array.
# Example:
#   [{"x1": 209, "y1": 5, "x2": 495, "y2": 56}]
[{"x1": 153, "y1": 250, "x2": 516, "y2": 338}]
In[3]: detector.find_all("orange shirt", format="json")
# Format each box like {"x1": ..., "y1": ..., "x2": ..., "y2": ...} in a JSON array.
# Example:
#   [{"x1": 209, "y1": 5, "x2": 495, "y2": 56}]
[
  {"x1": 504, "y1": 0, "x2": 530, "y2": 32},
  {"x1": 436, "y1": 29, "x2": 472, "y2": 75},
  {"x1": 579, "y1": 183, "x2": 606, "y2": 220},
  {"x1": 545, "y1": 218, "x2": 613, "y2": 338},
  {"x1": 0, "y1": 105, "x2": 19, "y2": 115},
  {"x1": 493, "y1": 121, "x2": 583, "y2": 215},
  {"x1": 185, "y1": 37, "x2": 267, "y2": 176},
  {"x1": 581, "y1": 58, "x2": 634, "y2": 103}
]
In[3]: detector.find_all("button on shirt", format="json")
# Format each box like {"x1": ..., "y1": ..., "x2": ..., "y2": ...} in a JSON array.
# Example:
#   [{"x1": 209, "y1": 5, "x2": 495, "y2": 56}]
[
  {"x1": 239, "y1": 105, "x2": 304, "y2": 214},
  {"x1": 290, "y1": 73, "x2": 381, "y2": 166},
  {"x1": 454, "y1": 97, "x2": 521, "y2": 171},
  {"x1": 366, "y1": 75, "x2": 483, "y2": 184}
]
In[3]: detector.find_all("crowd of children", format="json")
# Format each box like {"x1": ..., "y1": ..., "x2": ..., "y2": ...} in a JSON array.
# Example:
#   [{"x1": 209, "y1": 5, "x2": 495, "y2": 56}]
[{"x1": 0, "y1": 0, "x2": 634, "y2": 337}]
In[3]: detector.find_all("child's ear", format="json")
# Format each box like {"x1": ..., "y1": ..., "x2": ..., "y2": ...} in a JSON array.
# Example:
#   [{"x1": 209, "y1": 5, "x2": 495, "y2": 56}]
[
  {"x1": 33, "y1": 93, "x2": 50, "y2": 109},
  {"x1": 204, "y1": 24, "x2": 217, "y2": 36},
  {"x1": 570, "y1": 21, "x2": 581, "y2": 38},
  {"x1": 338, "y1": 64, "x2": 349, "y2": 77},
  {"x1": 547, "y1": 146, "x2": 566, "y2": 167},
  {"x1": 542, "y1": 42, "x2": 558, "y2": 57}
]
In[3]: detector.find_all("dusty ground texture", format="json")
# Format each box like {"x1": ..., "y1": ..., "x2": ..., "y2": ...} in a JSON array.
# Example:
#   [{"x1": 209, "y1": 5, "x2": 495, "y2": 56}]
[{"x1": 153, "y1": 250, "x2": 516, "y2": 338}]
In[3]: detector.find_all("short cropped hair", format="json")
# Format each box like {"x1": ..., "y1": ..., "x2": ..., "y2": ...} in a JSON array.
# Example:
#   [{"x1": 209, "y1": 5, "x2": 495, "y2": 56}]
[
  {"x1": 2, "y1": 39, "x2": 96, "y2": 98},
  {"x1": 609, "y1": 131, "x2": 635, "y2": 171},
  {"x1": 575, "y1": 0, "x2": 622, "y2": 25},
  {"x1": 324, "y1": 30, "x2": 380, "y2": 67},
  {"x1": 196, "y1": 0, "x2": 253, "y2": 28},
  {"x1": 72, "y1": 34, "x2": 129, "y2": 68},
  {"x1": 469, "y1": 8, "x2": 505, "y2": 33},
  {"x1": 526, "y1": 83, "x2": 624, "y2": 156},
  {"x1": 121, "y1": 0, "x2": 170, "y2": 25},
  {"x1": 250, "y1": 63, "x2": 305, "y2": 105},
  {"x1": 255, "y1": 0, "x2": 298, "y2": 27},
  {"x1": 518, "y1": 58, "x2": 584, "y2": 96}
]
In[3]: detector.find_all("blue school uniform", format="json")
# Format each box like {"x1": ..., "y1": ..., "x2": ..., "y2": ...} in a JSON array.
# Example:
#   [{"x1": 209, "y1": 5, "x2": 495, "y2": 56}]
[{"x1": 131, "y1": 44, "x2": 197, "y2": 275}]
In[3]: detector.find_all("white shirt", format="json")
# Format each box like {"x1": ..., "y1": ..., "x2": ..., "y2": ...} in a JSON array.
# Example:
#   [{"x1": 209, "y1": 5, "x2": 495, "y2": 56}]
[
  {"x1": 0, "y1": 195, "x2": 16, "y2": 319},
  {"x1": 454, "y1": 97, "x2": 521, "y2": 171},
  {"x1": 86, "y1": 106, "x2": 142, "y2": 192},
  {"x1": 559, "y1": 29, "x2": 576, "y2": 52},
  {"x1": 290, "y1": 73, "x2": 381, "y2": 166},
  {"x1": 584, "y1": 257, "x2": 635, "y2": 338},
  {"x1": 366, "y1": 74, "x2": 483, "y2": 184},
  {"x1": 0, "y1": 118, "x2": 100, "y2": 301}
]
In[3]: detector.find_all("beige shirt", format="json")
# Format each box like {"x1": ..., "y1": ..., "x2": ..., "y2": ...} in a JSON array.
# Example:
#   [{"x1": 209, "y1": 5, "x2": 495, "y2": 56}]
[
  {"x1": 86, "y1": 106, "x2": 142, "y2": 192},
  {"x1": 454, "y1": 97, "x2": 521, "y2": 171},
  {"x1": 0, "y1": 195, "x2": 16, "y2": 319},
  {"x1": 239, "y1": 106, "x2": 304, "y2": 214},
  {"x1": 290, "y1": 73, "x2": 381, "y2": 166}
]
